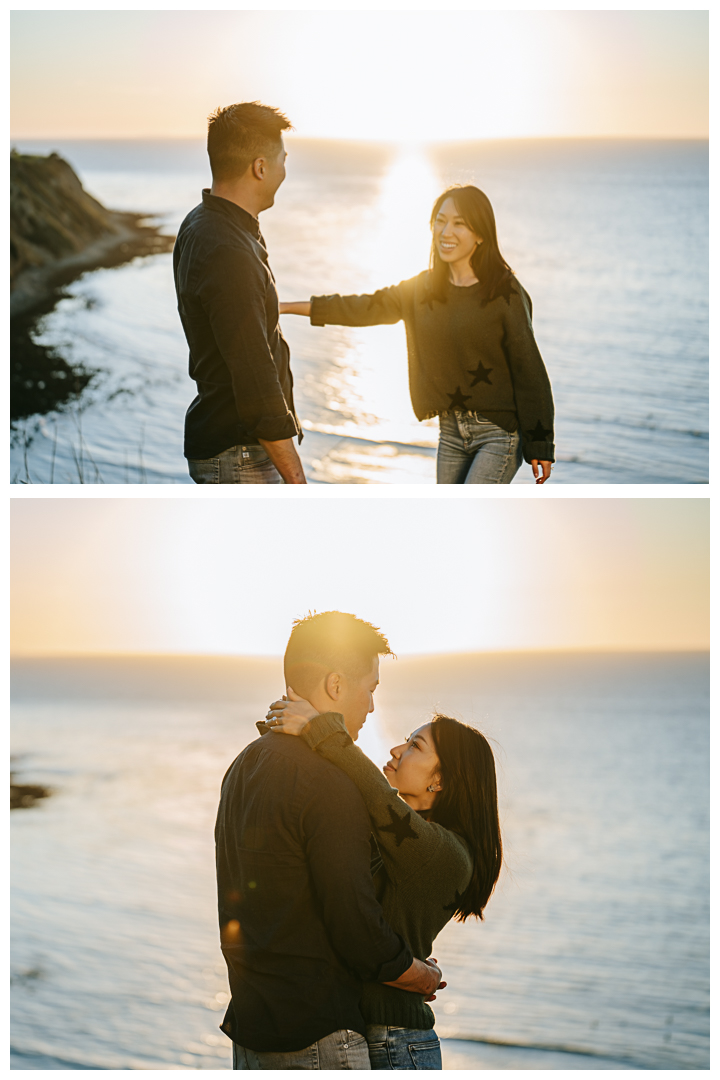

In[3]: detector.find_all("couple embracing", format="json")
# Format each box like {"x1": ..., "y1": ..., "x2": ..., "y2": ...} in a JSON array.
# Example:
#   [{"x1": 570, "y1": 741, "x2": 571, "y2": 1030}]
[
  {"x1": 174, "y1": 102, "x2": 555, "y2": 485},
  {"x1": 215, "y1": 611, "x2": 502, "y2": 1070}
]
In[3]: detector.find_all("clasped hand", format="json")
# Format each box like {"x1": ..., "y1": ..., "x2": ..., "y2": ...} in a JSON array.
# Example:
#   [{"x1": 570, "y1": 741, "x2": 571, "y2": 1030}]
[{"x1": 265, "y1": 687, "x2": 319, "y2": 734}]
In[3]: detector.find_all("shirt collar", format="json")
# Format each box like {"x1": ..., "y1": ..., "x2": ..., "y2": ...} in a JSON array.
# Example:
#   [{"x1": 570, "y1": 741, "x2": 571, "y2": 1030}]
[{"x1": 201, "y1": 189, "x2": 261, "y2": 239}]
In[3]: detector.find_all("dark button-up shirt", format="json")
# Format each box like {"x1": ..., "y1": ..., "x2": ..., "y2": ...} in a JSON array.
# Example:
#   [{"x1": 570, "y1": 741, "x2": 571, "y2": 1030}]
[
  {"x1": 174, "y1": 191, "x2": 302, "y2": 460},
  {"x1": 215, "y1": 731, "x2": 413, "y2": 1053}
]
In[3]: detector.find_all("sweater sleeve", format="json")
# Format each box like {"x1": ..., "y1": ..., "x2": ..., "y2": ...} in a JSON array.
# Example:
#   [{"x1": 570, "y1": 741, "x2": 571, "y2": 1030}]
[
  {"x1": 310, "y1": 284, "x2": 405, "y2": 327},
  {"x1": 299, "y1": 713, "x2": 466, "y2": 886},
  {"x1": 300, "y1": 767, "x2": 414, "y2": 983},
  {"x1": 502, "y1": 283, "x2": 555, "y2": 464}
]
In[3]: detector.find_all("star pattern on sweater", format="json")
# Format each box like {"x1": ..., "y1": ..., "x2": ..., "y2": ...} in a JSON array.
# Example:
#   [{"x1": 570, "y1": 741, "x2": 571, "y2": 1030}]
[
  {"x1": 447, "y1": 386, "x2": 472, "y2": 410},
  {"x1": 492, "y1": 277, "x2": 518, "y2": 306},
  {"x1": 442, "y1": 889, "x2": 465, "y2": 913},
  {"x1": 377, "y1": 804, "x2": 420, "y2": 847},
  {"x1": 467, "y1": 360, "x2": 493, "y2": 386},
  {"x1": 526, "y1": 420, "x2": 553, "y2": 444}
]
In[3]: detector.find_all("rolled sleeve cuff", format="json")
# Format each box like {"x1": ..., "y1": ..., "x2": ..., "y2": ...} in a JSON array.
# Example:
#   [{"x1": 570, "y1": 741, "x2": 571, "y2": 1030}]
[
  {"x1": 374, "y1": 942, "x2": 415, "y2": 984},
  {"x1": 310, "y1": 296, "x2": 328, "y2": 326},
  {"x1": 253, "y1": 411, "x2": 299, "y2": 442}
]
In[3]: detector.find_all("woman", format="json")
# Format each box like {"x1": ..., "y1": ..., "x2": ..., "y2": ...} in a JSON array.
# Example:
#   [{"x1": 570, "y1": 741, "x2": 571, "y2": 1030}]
[
  {"x1": 263, "y1": 689, "x2": 502, "y2": 1070},
  {"x1": 280, "y1": 185, "x2": 554, "y2": 484}
]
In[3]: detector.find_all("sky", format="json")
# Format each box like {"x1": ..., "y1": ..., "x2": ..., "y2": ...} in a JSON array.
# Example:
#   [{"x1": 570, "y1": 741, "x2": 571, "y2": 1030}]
[
  {"x1": 10, "y1": 9, "x2": 708, "y2": 142},
  {"x1": 10, "y1": 498, "x2": 709, "y2": 657}
]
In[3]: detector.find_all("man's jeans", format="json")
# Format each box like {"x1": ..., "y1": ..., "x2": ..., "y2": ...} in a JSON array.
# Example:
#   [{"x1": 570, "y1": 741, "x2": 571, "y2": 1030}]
[
  {"x1": 232, "y1": 1029, "x2": 370, "y2": 1069},
  {"x1": 366, "y1": 1025, "x2": 442, "y2": 1070},
  {"x1": 188, "y1": 443, "x2": 282, "y2": 484},
  {"x1": 437, "y1": 410, "x2": 522, "y2": 485}
]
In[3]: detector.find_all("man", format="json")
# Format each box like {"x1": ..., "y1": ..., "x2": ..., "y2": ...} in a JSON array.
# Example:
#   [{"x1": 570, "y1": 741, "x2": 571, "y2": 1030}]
[
  {"x1": 173, "y1": 101, "x2": 306, "y2": 483},
  {"x1": 215, "y1": 612, "x2": 442, "y2": 1069}
]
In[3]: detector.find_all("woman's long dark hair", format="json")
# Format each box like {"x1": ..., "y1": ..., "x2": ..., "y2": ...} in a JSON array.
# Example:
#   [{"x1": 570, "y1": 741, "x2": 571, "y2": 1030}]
[
  {"x1": 426, "y1": 185, "x2": 513, "y2": 304},
  {"x1": 429, "y1": 714, "x2": 502, "y2": 921}
]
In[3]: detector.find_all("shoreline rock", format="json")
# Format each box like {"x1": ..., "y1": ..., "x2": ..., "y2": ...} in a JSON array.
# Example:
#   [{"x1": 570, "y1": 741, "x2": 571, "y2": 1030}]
[
  {"x1": 11, "y1": 149, "x2": 175, "y2": 314},
  {"x1": 10, "y1": 773, "x2": 52, "y2": 810},
  {"x1": 10, "y1": 150, "x2": 175, "y2": 420}
]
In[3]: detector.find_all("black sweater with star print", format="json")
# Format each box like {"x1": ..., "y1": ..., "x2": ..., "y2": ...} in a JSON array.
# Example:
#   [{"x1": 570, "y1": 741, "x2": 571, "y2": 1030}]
[
  {"x1": 311, "y1": 272, "x2": 555, "y2": 464},
  {"x1": 300, "y1": 712, "x2": 473, "y2": 1033}
]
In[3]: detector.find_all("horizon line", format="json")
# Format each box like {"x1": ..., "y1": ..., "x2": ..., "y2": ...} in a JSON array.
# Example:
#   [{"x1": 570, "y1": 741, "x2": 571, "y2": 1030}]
[
  {"x1": 10, "y1": 646, "x2": 709, "y2": 661},
  {"x1": 9, "y1": 133, "x2": 709, "y2": 146}
]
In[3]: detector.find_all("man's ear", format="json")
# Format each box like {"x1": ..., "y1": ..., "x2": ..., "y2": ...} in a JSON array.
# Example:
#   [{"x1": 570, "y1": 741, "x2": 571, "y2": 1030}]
[
  {"x1": 251, "y1": 156, "x2": 265, "y2": 181},
  {"x1": 324, "y1": 672, "x2": 342, "y2": 702}
]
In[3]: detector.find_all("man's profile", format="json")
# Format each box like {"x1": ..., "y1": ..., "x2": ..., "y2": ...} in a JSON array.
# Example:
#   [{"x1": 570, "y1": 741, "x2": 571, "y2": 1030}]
[{"x1": 173, "y1": 101, "x2": 306, "y2": 484}]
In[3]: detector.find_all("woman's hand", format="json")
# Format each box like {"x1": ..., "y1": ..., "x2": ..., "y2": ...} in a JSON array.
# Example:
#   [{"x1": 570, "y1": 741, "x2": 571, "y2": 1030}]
[
  {"x1": 531, "y1": 459, "x2": 553, "y2": 484},
  {"x1": 265, "y1": 687, "x2": 320, "y2": 735}
]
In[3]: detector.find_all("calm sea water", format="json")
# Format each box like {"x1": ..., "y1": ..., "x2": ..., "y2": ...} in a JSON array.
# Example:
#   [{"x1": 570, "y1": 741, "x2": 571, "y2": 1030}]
[
  {"x1": 10, "y1": 138, "x2": 708, "y2": 484},
  {"x1": 10, "y1": 652, "x2": 709, "y2": 1069}
]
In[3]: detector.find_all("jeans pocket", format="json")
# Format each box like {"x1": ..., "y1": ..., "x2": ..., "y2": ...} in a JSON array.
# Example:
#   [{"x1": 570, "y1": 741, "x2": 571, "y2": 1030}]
[
  {"x1": 188, "y1": 457, "x2": 219, "y2": 484},
  {"x1": 368, "y1": 1043, "x2": 392, "y2": 1070},
  {"x1": 408, "y1": 1039, "x2": 442, "y2": 1070}
]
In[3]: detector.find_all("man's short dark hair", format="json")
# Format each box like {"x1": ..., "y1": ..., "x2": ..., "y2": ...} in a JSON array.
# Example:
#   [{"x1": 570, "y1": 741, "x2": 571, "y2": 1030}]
[
  {"x1": 207, "y1": 101, "x2": 292, "y2": 182},
  {"x1": 284, "y1": 611, "x2": 393, "y2": 681}
]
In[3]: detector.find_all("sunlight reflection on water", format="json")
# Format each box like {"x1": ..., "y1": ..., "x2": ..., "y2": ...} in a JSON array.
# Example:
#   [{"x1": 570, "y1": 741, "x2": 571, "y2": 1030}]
[
  {"x1": 10, "y1": 137, "x2": 708, "y2": 483},
  {"x1": 334, "y1": 146, "x2": 443, "y2": 446},
  {"x1": 10, "y1": 653, "x2": 709, "y2": 1069}
]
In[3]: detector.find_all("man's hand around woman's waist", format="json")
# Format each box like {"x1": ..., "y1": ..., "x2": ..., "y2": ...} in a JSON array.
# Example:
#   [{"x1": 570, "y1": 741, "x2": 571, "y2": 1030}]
[{"x1": 384, "y1": 956, "x2": 446, "y2": 1001}]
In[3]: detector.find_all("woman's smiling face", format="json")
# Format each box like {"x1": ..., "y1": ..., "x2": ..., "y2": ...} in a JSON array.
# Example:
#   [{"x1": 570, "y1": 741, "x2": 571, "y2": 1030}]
[
  {"x1": 433, "y1": 197, "x2": 481, "y2": 267},
  {"x1": 383, "y1": 723, "x2": 442, "y2": 809}
]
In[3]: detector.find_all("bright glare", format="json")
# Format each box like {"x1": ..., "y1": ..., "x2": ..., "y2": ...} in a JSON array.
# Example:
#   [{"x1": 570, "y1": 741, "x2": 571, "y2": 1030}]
[
  {"x1": 366, "y1": 146, "x2": 442, "y2": 283},
  {"x1": 10, "y1": 11, "x2": 709, "y2": 139},
  {"x1": 10, "y1": 499, "x2": 710, "y2": 658},
  {"x1": 324, "y1": 147, "x2": 443, "y2": 445}
]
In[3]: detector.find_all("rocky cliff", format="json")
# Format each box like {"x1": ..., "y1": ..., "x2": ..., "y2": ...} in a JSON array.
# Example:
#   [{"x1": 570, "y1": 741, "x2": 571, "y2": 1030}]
[
  {"x1": 10, "y1": 150, "x2": 174, "y2": 316},
  {"x1": 10, "y1": 151, "x2": 175, "y2": 421},
  {"x1": 11, "y1": 151, "x2": 122, "y2": 282}
]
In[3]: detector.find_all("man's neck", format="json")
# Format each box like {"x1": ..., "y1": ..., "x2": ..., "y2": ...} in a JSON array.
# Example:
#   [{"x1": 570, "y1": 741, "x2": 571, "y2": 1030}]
[{"x1": 210, "y1": 181, "x2": 263, "y2": 220}]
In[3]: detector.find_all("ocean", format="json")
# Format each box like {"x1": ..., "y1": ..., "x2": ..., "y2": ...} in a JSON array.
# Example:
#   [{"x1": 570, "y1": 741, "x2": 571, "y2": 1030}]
[
  {"x1": 10, "y1": 137, "x2": 708, "y2": 484},
  {"x1": 10, "y1": 651, "x2": 709, "y2": 1069}
]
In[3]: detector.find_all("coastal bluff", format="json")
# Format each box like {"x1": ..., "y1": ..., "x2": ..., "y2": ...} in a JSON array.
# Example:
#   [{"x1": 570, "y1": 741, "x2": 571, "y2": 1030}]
[
  {"x1": 10, "y1": 150, "x2": 174, "y2": 317},
  {"x1": 10, "y1": 150, "x2": 175, "y2": 422}
]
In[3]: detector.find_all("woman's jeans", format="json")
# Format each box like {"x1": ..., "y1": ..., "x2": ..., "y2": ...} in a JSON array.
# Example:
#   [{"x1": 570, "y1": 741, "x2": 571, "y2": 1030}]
[
  {"x1": 437, "y1": 410, "x2": 522, "y2": 484},
  {"x1": 188, "y1": 443, "x2": 282, "y2": 484},
  {"x1": 232, "y1": 1028, "x2": 370, "y2": 1069},
  {"x1": 365, "y1": 1025, "x2": 442, "y2": 1070}
]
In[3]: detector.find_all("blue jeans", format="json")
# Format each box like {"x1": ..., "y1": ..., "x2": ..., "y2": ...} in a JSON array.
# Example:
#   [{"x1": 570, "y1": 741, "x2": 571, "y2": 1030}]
[
  {"x1": 188, "y1": 443, "x2": 282, "y2": 484},
  {"x1": 365, "y1": 1025, "x2": 442, "y2": 1070},
  {"x1": 232, "y1": 1028, "x2": 370, "y2": 1069},
  {"x1": 437, "y1": 410, "x2": 522, "y2": 484}
]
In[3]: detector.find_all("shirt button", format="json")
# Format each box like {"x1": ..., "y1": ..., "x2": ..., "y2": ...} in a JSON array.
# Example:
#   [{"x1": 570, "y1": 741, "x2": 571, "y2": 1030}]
[{"x1": 343, "y1": 1044, "x2": 349, "y2": 1050}]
